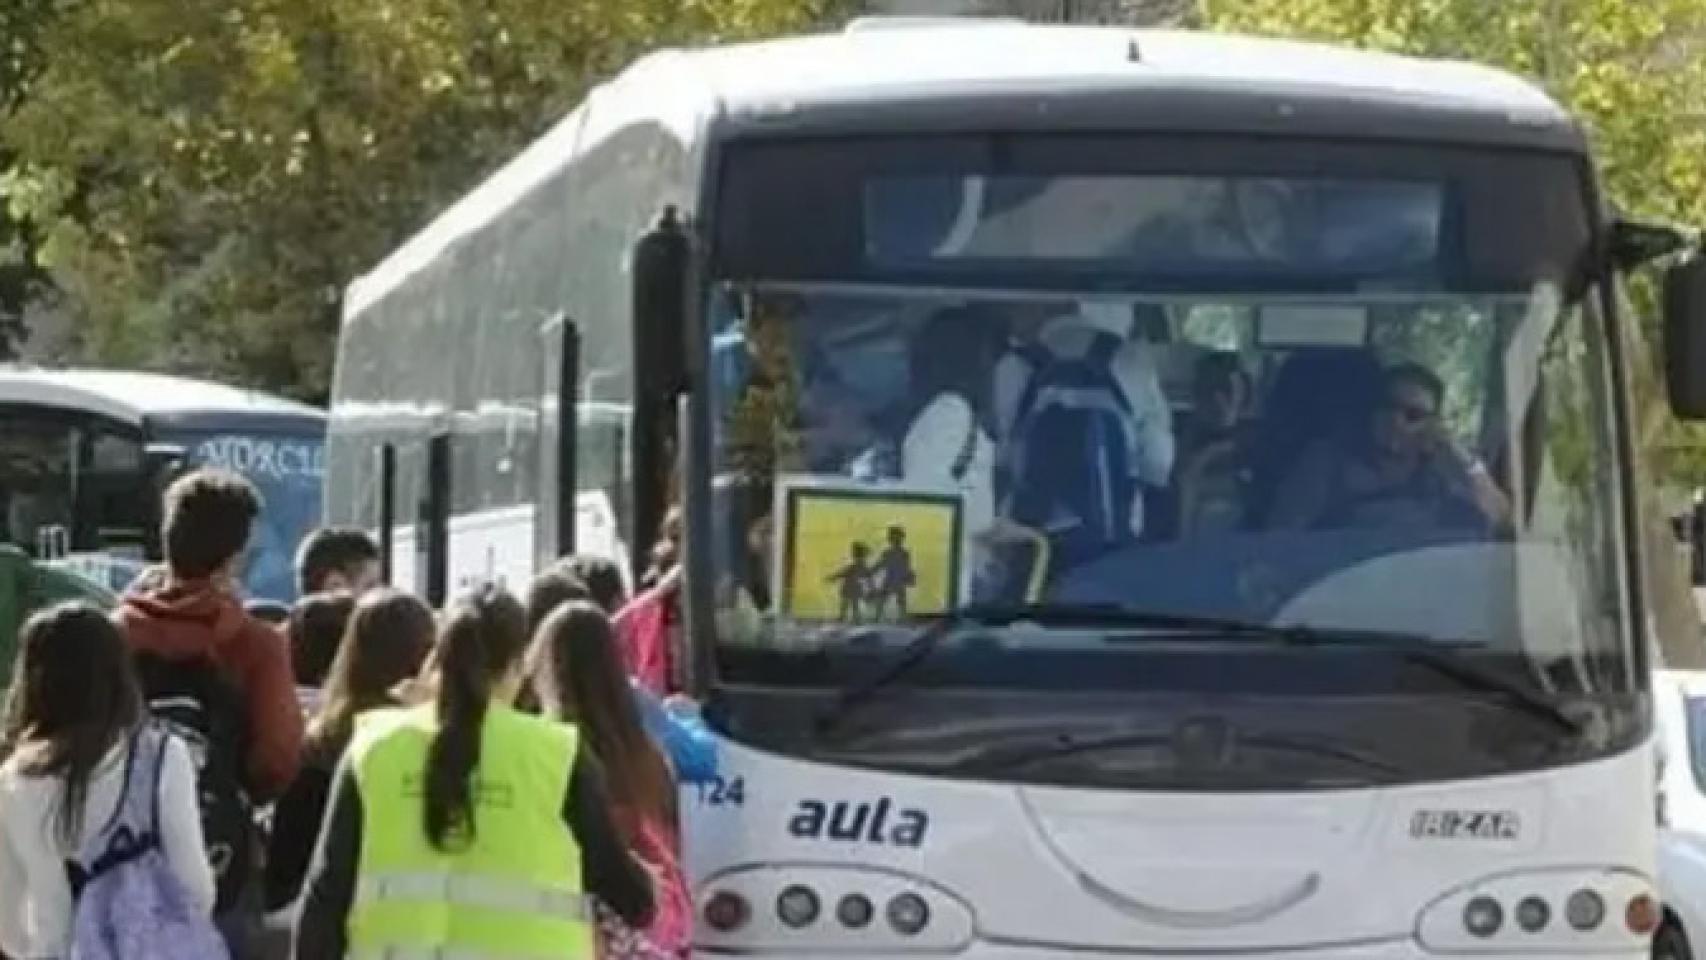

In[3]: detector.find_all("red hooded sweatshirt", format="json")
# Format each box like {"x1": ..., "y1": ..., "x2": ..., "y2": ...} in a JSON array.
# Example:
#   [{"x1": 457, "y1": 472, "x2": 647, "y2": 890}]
[{"x1": 116, "y1": 581, "x2": 303, "y2": 802}]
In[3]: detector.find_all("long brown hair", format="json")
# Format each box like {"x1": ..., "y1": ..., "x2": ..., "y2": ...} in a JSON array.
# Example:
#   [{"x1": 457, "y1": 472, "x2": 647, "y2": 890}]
[
  {"x1": 288, "y1": 591, "x2": 357, "y2": 690},
  {"x1": 307, "y1": 589, "x2": 434, "y2": 763},
  {"x1": 516, "y1": 564, "x2": 593, "y2": 715},
  {"x1": 424, "y1": 584, "x2": 529, "y2": 850},
  {"x1": 0, "y1": 603, "x2": 142, "y2": 844},
  {"x1": 533, "y1": 602, "x2": 674, "y2": 828}
]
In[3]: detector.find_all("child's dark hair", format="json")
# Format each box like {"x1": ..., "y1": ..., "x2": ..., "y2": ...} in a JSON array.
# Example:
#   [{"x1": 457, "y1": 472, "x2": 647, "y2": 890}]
[
  {"x1": 533, "y1": 602, "x2": 675, "y2": 830},
  {"x1": 525, "y1": 563, "x2": 592, "y2": 635},
  {"x1": 288, "y1": 591, "x2": 357, "y2": 689},
  {"x1": 423, "y1": 583, "x2": 529, "y2": 850},
  {"x1": 0, "y1": 603, "x2": 142, "y2": 844},
  {"x1": 642, "y1": 505, "x2": 684, "y2": 589},
  {"x1": 308, "y1": 589, "x2": 435, "y2": 763},
  {"x1": 162, "y1": 468, "x2": 261, "y2": 579},
  {"x1": 296, "y1": 527, "x2": 381, "y2": 595},
  {"x1": 566, "y1": 554, "x2": 627, "y2": 615},
  {"x1": 515, "y1": 563, "x2": 593, "y2": 715}
]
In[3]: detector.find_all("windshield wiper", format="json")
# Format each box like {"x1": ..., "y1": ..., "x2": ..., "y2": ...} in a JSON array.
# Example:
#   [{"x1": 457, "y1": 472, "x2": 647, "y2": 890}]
[
  {"x1": 954, "y1": 727, "x2": 1403, "y2": 782},
  {"x1": 814, "y1": 604, "x2": 1582, "y2": 739},
  {"x1": 814, "y1": 603, "x2": 1283, "y2": 738},
  {"x1": 1102, "y1": 617, "x2": 1582, "y2": 736}
]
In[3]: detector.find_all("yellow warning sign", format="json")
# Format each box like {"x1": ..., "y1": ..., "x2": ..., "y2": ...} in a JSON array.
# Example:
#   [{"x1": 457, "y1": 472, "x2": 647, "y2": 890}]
[{"x1": 776, "y1": 480, "x2": 964, "y2": 623}]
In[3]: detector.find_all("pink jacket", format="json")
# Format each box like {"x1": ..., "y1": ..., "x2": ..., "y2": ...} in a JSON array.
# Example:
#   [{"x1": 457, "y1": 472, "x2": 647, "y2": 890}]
[
  {"x1": 630, "y1": 814, "x2": 690, "y2": 955},
  {"x1": 613, "y1": 575, "x2": 678, "y2": 696}
]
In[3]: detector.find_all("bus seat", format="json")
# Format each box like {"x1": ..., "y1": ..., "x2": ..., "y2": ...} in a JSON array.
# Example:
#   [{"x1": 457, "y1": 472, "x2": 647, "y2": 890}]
[{"x1": 1245, "y1": 348, "x2": 1383, "y2": 527}]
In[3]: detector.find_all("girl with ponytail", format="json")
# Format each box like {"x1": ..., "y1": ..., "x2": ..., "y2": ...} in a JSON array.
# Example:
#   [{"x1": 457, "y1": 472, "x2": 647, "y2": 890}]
[{"x1": 293, "y1": 583, "x2": 654, "y2": 959}]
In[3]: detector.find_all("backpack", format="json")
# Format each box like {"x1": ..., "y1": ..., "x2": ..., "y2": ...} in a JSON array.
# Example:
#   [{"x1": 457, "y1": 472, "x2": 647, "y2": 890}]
[
  {"x1": 132, "y1": 652, "x2": 254, "y2": 914},
  {"x1": 1001, "y1": 331, "x2": 1138, "y2": 564},
  {"x1": 65, "y1": 724, "x2": 229, "y2": 960}
]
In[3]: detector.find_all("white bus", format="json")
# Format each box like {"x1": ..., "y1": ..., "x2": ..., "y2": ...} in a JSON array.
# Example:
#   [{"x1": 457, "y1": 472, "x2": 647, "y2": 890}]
[{"x1": 326, "y1": 20, "x2": 1706, "y2": 958}]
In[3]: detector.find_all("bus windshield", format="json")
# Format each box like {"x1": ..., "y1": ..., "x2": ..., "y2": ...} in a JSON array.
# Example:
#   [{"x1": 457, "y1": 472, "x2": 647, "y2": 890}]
[
  {"x1": 711, "y1": 283, "x2": 1623, "y2": 658},
  {"x1": 702, "y1": 137, "x2": 1636, "y2": 786}
]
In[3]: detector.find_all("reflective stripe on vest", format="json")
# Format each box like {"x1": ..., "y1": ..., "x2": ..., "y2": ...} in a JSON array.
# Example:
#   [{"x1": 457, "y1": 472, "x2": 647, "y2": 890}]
[
  {"x1": 350, "y1": 948, "x2": 581, "y2": 960},
  {"x1": 357, "y1": 872, "x2": 590, "y2": 920}
]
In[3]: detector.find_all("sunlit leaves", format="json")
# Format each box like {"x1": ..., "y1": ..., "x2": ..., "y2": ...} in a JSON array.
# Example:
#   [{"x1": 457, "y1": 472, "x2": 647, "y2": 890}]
[{"x1": 2, "y1": 0, "x2": 850, "y2": 397}]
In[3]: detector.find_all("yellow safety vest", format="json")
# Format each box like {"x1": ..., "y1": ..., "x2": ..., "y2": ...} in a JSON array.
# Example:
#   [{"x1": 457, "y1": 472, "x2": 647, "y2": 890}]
[{"x1": 347, "y1": 704, "x2": 592, "y2": 960}]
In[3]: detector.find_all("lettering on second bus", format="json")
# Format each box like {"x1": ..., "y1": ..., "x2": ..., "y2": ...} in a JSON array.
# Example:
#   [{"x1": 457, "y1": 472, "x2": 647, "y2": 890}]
[
  {"x1": 193, "y1": 436, "x2": 326, "y2": 481},
  {"x1": 1409, "y1": 809, "x2": 1520, "y2": 840},
  {"x1": 788, "y1": 797, "x2": 929, "y2": 848}
]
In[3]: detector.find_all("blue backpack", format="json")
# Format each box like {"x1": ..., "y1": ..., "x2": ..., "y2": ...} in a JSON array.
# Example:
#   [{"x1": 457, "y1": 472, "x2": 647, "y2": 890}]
[
  {"x1": 1002, "y1": 331, "x2": 1137, "y2": 564},
  {"x1": 66, "y1": 724, "x2": 228, "y2": 960}
]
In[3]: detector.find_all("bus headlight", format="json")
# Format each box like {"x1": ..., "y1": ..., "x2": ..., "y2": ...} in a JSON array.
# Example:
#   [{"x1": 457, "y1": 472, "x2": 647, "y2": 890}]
[
  {"x1": 887, "y1": 892, "x2": 931, "y2": 935},
  {"x1": 1462, "y1": 897, "x2": 1502, "y2": 938},
  {"x1": 1626, "y1": 892, "x2": 1661, "y2": 936},
  {"x1": 703, "y1": 890, "x2": 751, "y2": 932},
  {"x1": 1514, "y1": 896, "x2": 1550, "y2": 933},
  {"x1": 1416, "y1": 868, "x2": 1652, "y2": 953},
  {"x1": 696, "y1": 865, "x2": 973, "y2": 954},
  {"x1": 836, "y1": 893, "x2": 875, "y2": 929},
  {"x1": 1565, "y1": 889, "x2": 1605, "y2": 931},
  {"x1": 777, "y1": 885, "x2": 820, "y2": 928}
]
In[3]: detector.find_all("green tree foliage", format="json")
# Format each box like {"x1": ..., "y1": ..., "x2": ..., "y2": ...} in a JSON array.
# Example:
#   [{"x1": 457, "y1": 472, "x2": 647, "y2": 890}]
[
  {"x1": 2, "y1": 0, "x2": 850, "y2": 399},
  {"x1": 1210, "y1": 0, "x2": 1706, "y2": 485},
  {"x1": 0, "y1": 0, "x2": 62, "y2": 359}
]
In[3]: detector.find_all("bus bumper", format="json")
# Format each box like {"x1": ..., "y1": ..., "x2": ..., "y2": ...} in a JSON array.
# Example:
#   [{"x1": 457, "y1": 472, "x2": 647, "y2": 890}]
[{"x1": 691, "y1": 946, "x2": 1649, "y2": 960}]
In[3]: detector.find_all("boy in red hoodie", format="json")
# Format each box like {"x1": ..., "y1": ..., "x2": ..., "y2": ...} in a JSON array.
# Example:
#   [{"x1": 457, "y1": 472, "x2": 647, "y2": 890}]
[{"x1": 116, "y1": 467, "x2": 303, "y2": 951}]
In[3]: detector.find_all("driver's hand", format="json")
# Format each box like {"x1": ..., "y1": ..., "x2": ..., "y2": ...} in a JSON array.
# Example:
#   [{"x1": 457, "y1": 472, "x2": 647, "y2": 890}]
[{"x1": 1425, "y1": 423, "x2": 1476, "y2": 474}]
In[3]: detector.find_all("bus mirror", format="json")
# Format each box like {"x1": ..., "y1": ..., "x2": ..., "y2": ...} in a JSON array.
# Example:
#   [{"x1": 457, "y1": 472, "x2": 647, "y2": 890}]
[
  {"x1": 632, "y1": 206, "x2": 691, "y2": 398},
  {"x1": 1664, "y1": 253, "x2": 1706, "y2": 419},
  {"x1": 1611, "y1": 218, "x2": 1691, "y2": 271}
]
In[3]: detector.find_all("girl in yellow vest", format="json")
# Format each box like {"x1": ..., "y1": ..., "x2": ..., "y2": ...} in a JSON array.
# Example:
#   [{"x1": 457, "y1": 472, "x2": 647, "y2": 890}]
[{"x1": 292, "y1": 583, "x2": 654, "y2": 960}]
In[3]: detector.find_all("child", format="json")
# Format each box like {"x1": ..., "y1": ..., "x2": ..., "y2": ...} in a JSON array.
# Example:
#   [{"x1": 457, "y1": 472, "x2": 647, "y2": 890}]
[
  {"x1": 533, "y1": 602, "x2": 690, "y2": 958},
  {"x1": 873, "y1": 525, "x2": 916, "y2": 620},
  {"x1": 265, "y1": 589, "x2": 434, "y2": 919},
  {"x1": 0, "y1": 603, "x2": 216, "y2": 958},
  {"x1": 825, "y1": 541, "x2": 873, "y2": 623}
]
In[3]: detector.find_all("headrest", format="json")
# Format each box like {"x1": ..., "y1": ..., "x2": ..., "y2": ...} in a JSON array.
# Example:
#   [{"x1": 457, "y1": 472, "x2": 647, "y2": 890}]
[{"x1": 1071, "y1": 299, "x2": 1133, "y2": 339}]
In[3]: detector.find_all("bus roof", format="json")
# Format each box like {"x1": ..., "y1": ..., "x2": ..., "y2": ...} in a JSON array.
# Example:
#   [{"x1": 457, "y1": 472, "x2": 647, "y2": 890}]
[
  {"x1": 686, "y1": 25, "x2": 1572, "y2": 129},
  {"x1": 0, "y1": 367, "x2": 325, "y2": 434},
  {"x1": 346, "y1": 23, "x2": 1582, "y2": 318}
]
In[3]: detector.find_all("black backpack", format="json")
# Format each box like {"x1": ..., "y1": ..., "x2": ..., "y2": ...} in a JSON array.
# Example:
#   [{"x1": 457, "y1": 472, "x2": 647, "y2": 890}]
[
  {"x1": 1002, "y1": 331, "x2": 1138, "y2": 565},
  {"x1": 132, "y1": 652, "x2": 254, "y2": 914}
]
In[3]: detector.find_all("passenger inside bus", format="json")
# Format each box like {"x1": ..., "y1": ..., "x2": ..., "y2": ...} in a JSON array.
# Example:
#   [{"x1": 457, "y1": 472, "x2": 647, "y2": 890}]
[
  {"x1": 1171, "y1": 351, "x2": 1253, "y2": 537},
  {"x1": 894, "y1": 305, "x2": 1002, "y2": 597},
  {"x1": 1267, "y1": 362, "x2": 1513, "y2": 534}
]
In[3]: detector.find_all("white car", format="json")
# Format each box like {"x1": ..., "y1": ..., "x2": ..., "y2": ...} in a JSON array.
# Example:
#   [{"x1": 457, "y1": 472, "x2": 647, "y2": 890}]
[{"x1": 1655, "y1": 669, "x2": 1706, "y2": 959}]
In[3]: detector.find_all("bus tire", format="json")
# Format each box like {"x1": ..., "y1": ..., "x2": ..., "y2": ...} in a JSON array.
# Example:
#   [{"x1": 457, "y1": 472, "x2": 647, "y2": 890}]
[{"x1": 1655, "y1": 914, "x2": 1693, "y2": 960}]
